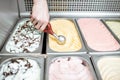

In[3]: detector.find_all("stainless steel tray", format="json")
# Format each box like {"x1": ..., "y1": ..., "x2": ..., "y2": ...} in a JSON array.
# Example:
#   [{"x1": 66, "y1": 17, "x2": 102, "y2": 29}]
[
  {"x1": 45, "y1": 54, "x2": 97, "y2": 80},
  {"x1": 75, "y1": 18, "x2": 120, "y2": 55},
  {"x1": 91, "y1": 54, "x2": 120, "y2": 80},
  {"x1": 1, "y1": 18, "x2": 44, "y2": 54},
  {"x1": 0, "y1": 54, "x2": 45, "y2": 80},
  {"x1": 46, "y1": 18, "x2": 87, "y2": 55}
]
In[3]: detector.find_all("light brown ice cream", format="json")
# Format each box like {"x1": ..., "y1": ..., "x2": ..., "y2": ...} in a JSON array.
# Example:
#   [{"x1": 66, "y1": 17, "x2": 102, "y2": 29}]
[{"x1": 49, "y1": 19, "x2": 82, "y2": 52}]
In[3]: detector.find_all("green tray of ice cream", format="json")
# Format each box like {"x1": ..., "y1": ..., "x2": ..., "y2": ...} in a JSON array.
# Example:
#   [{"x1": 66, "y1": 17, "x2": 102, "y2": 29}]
[
  {"x1": 45, "y1": 18, "x2": 87, "y2": 55},
  {"x1": 1, "y1": 18, "x2": 44, "y2": 54},
  {"x1": 76, "y1": 18, "x2": 120, "y2": 54}
]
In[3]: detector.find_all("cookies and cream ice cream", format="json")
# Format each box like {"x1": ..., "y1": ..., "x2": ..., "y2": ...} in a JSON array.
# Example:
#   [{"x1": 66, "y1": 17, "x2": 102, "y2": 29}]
[
  {"x1": 0, "y1": 57, "x2": 40, "y2": 80},
  {"x1": 49, "y1": 56, "x2": 93, "y2": 80},
  {"x1": 97, "y1": 57, "x2": 120, "y2": 80},
  {"x1": 6, "y1": 19, "x2": 41, "y2": 53},
  {"x1": 77, "y1": 18, "x2": 120, "y2": 51},
  {"x1": 49, "y1": 19, "x2": 82, "y2": 52},
  {"x1": 105, "y1": 21, "x2": 120, "y2": 40}
]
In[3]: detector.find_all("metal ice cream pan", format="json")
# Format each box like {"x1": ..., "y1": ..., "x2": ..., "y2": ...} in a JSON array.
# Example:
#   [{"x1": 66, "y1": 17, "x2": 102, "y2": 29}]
[
  {"x1": 46, "y1": 18, "x2": 86, "y2": 54},
  {"x1": 75, "y1": 18, "x2": 120, "y2": 55},
  {"x1": 91, "y1": 54, "x2": 120, "y2": 80},
  {"x1": 1, "y1": 18, "x2": 44, "y2": 54},
  {"x1": 45, "y1": 54, "x2": 97, "y2": 80},
  {"x1": 0, "y1": 54, "x2": 45, "y2": 80}
]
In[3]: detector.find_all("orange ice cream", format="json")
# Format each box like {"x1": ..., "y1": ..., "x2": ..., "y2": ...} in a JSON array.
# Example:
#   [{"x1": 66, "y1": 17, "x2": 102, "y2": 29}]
[{"x1": 49, "y1": 19, "x2": 82, "y2": 52}]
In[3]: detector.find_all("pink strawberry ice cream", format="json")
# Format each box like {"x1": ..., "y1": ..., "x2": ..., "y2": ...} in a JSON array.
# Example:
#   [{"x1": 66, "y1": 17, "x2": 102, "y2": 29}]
[
  {"x1": 77, "y1": 18, "x2": 120, "y2": 51},
  {"x1": 49, "y1": 57, "x2": 93, "y2": 80}
]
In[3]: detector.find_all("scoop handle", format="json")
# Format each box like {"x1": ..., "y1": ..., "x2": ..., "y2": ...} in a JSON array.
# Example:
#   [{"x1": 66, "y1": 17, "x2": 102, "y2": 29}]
[{"x1": 43, "y1": 23, "x2": 54, "y2": 35}]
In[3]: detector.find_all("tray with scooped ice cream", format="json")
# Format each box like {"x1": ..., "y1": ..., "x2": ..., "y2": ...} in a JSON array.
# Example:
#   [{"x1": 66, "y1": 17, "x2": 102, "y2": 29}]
[
  {"x1": 45, "y1": 18, "x2": 86, "y2": 54},
  {"x1": 1, "y1": 18, "x2": 44, "y2": 54},
  {"x1": 0, "y1": 55, "x2": 45, "y2": 80},
  {"x1": 91, "y1": 54, "x2": 120, "y2": 80},
  {"x1": 45, "y1": 54, "x2": 97, "y2": 80},
  {"x1": 75, "y1": 18, "x2": 120, "y2": 54}
]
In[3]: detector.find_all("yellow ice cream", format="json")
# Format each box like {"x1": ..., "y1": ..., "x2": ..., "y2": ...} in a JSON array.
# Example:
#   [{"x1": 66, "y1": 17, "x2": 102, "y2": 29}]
[
  {"x1": 49, "y1": 19, "x2": 82, "y2": 52},
  {"x1": 97, "y1": 57, "x2": 120, "y2": 80},
  {"x1": 105, "y1": 21, "x2": 120, "y2": 39}
]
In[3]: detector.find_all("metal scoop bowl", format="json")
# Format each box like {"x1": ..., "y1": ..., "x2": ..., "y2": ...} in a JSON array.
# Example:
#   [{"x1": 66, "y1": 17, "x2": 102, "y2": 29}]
[{"x1": 44, "y1": 23, "x2": 66, "y2": 45}]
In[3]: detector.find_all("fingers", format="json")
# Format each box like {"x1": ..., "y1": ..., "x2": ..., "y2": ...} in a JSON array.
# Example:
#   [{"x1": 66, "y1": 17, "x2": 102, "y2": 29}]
[
  {"x1": 33, "y1": 19, "x2": 38, "y2": 25},
  {"x1": 30, "y1": 17, "x2": 35, "y2": 23},
  {"x1": 35, "y1": 21, "x2": 48, "y2": 32},
  {"x1": 35, "y1": 21, "x2": 43, "y2": 30},
  {"x1": 40, "y1": 22, "x2": 48, "y2": 31},
  {"x1": 30, "y1": 14, "x2": 48, "y2": 32},
  {"x1": 30, "y1": 18, "x2": 48, "y2": 31}
]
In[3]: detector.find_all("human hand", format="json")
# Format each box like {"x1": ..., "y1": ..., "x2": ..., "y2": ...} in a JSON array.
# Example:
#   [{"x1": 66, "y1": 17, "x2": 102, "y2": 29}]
[{"x1": 31, "y1": 0, "x2": 49, "y2": 32}]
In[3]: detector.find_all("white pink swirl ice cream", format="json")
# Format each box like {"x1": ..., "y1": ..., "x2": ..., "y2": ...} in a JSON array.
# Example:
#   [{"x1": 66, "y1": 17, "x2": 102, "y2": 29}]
[{"x1": 49, "y1": 56, "x2": 93, "y2": 80}]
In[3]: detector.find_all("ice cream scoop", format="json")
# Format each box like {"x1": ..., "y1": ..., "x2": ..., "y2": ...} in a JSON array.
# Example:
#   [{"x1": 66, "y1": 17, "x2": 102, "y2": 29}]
[{"x1": 44, "y1": 23, "x2": 66, "y2": 45}]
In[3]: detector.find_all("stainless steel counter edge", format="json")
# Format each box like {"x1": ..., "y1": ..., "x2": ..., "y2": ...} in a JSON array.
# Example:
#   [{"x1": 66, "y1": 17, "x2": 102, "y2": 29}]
[{"x1": 20, "y1": 12, "x2": 120, "y2": 18}]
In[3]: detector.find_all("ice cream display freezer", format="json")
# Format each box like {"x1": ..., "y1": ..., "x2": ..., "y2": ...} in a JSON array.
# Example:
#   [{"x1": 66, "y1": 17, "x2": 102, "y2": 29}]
[{"x1": 0, "y1": 0, "x2": 120, "y2": 80}]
